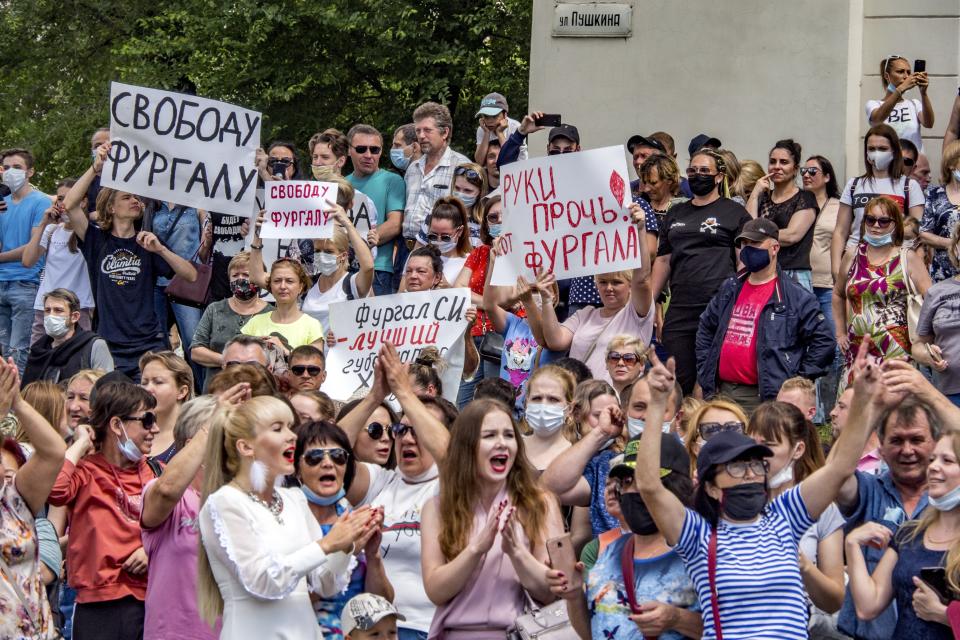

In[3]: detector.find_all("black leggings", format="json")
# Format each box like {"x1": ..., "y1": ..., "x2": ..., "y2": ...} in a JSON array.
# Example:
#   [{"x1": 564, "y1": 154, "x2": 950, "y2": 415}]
[
  {"x1": 73, "y1": 596, "x2": 144, "y2": 640},
  {"x1": 661, "y1": 304, "x2": 707, "y2": 396}
]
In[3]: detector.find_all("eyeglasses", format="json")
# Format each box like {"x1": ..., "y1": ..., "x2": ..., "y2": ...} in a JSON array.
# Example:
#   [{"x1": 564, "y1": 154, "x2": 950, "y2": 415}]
[
  {"x1": 486, "y1": 212, "x2": 503, "y2": 224},
  {"x1": 366, "y1": 422, "x2": 399, "y2": 440},
  {"x1": 799, "y1": 167, "x2": 821, "y2": 177},
  {"x1": 303, "y1": 447, "x2": 350, "y2": 466},
  {"x1": 903, "y1": 157, "x2": 915, "y2": 167},
  {"x1": 699, "y1": 421, "x2": 744, "y2": 440},
  {"x1": 267, "y1": 158, "x2": 293, "y2": 169},
  {"x1": 291, "y1": 365, "x2": 323, "y2": 377},
  {"x1": 392, "y1": 423, "x2": 416, "y2": 438},
  {"x1": 686, "y1": 167, "x2": 717, "y2": 177},
  {"x1": 723, "y1": 459, "x2": 769, "y2": 479},
  {"x1": 454, "y1": 167, "x2": 482, "y2": 181},
  {"x1": 606, "y1": 351, "x2": 641, "y2": 366},
  {"x1": 547, "y1": 147, "x2": 576, "y2": 155},
  {"x1": 122, "y1": 412, "x2": 157, "y2": 428},
  {"x1": 352, "y1": 145, "x2": 382, "y2": 155},
  {"x1": 426, "y1": 229, "x2": 461, "y2": 243},
  {"x1": 864, "y1": 215, "x2": 894, "y2": 228}
]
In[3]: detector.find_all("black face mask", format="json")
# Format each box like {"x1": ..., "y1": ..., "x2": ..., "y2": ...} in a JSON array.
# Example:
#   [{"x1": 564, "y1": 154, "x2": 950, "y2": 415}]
[
  {"x1": 688, "y1": 173, "x2": 718, "y2": 197},
  {"x1": 720, "y1": 482, "x2": 767, "y2": 520},
  {"x1": 619, "y1": 492, "x2": 659, "y2": 535},
  {"x1": 230, "y1": 278, "x2": 259, "y2": 301}
]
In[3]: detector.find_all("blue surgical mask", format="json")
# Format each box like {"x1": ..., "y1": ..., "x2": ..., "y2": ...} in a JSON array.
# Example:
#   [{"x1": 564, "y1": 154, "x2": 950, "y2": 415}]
[
  {"x1": 930, "y1": 484, "x2": 960, "y2": 512},
  {"x1": 454, "y1": 191, "x2": 477, "y2": 208},
  {"x1": 301, "y1": 485, "x2": 346, "y2": 506},
  {"x1": 390, "y1": 148, "x2": 411, "y2": 171},
  {"x1": 864, "y1": 232, "x2": 893, "y2": 247},
  {"x1": 117, "y1": 423, "x2": 144, "y2": 463},
  {"x1": 487, "y1": 223, "x2": 502, "y2": 238},
  {"x1": 887, "y1": 82, "x2": 898, "y2": 94}
]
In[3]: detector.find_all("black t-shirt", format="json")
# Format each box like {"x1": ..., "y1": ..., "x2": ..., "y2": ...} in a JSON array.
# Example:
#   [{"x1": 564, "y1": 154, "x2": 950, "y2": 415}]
[
  {"x1": 80, "y1": 225, "x2": 173, "y2": 347},
  {"x1": 209, "y1": 212, "x2": 247, "y2": 301},
  {"x1": 658, "y1": 198, "x2": 752, "y2": 308},
  {"x1": 758, "y1": 189, "x2": 818, "y2": 271}
]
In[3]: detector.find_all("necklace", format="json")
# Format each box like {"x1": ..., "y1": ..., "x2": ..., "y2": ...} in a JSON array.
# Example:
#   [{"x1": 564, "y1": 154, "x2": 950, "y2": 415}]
[{"x1": 246, "y1": 489, "x2": 284, "y2": 525}]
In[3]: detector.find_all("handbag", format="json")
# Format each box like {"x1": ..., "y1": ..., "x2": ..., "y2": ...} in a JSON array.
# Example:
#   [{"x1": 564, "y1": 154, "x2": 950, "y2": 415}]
[
  {"x1": 479, "y1": 330, "x2": 505, "y2": 364},
  {"x1": 509, "y1": 593, "x2": 580, "y2": 640},
  {"x1": 899, "y1": 245, "x2": 923, "y2": 345},
  {"x1": 165, "y1": 247, "x2": 213, "y2": 307}
]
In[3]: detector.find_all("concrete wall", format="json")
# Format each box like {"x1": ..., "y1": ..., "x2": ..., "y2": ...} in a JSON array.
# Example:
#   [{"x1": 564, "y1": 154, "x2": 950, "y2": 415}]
[{"x1": 529, "y1": 0, "x2": 960, "y2": 184}]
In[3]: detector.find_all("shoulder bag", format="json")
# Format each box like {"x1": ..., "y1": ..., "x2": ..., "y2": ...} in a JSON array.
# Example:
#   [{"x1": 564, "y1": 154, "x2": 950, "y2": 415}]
[
  {"x1": 898, "y1": 244, "x2": 923, "y2": 345},
  {"x1": 509, "y1": 591, "x2": 579, "y2": 640},
  {"x1": 163, "y1": 209, "x2": 212, "y2": 307}
]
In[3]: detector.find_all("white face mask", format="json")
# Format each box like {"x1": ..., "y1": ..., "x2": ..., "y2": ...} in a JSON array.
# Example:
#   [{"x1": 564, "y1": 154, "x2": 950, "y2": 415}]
[
  {"x1": 316, "y1": 252, "x2": 341, "y2": 276},
  {"x1": 626, "y1": 417, "x2": 674, "y2": 439},
  {"x1": 867, "y1": 150, "x2": 893, "y2": 172},
  {"x1": 43, "y1": 314, "x2": 71, "y2": 338},
  {"x1": 767, "y1": 462, "x2": 795, "y2": 489},
  {"x1": 952, "y1": 169, "x2": 960, "y2": 184},
  {"x1": 929, "y1": 484, "x2": 960, "y2": 512},
  {"x1": 431, "y1": 238, "x2": 458, "y2": 254},
  {"x1": 2, "y1": 168, "x2": 27, "y2": 193},
  {"x1": 526, "y1": 403, "x2": 566, "y2": 435}
]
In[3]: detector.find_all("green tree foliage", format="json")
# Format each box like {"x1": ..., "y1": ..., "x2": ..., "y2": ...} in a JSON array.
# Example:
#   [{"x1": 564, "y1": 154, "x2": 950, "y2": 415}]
[{"x1": 0, "y1": 0, "x2": 531, "y2": 191}]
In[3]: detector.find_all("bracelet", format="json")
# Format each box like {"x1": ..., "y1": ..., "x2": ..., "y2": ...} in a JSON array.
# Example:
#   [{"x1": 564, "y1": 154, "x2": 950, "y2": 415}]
[{"x1": 251, "y1": 243, "x2": 263, "y2": 250}]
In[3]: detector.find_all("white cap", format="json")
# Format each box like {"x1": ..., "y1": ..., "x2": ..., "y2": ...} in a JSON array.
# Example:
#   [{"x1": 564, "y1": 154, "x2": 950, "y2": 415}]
[{"x1": 341, "y1": 593, "x2": 405, "y2": 635}]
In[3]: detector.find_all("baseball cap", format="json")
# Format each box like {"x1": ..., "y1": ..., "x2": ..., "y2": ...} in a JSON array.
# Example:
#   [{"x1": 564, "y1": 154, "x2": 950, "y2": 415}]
[
  {"x1": 688, "y1": 133, "x2": 723, "y2": 157},
  {"x1": 475, "y1": 93, "x2": 509, "y2": 118},
  {"x1": 627, "y1": 134, "x2": 666, "y2": 154},
  {"x1": 548, "y1": 124, "x2": 580, "y2": 145},
  {"x1": 735, "y1": 218, "x2": 780, "y2": 246},
  {"x1": 341, "y1": 593, "x2": 406, "y2": 636},
  {"x1": 695, "y1": 430, "x2": 773, "y2": 479},
  {"x1": 608, "y1": 433, "x2": 690, "y2": 480}
]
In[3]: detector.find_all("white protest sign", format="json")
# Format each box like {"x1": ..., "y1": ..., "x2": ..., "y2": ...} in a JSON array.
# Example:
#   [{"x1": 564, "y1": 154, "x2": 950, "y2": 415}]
[
  {"x1": 260, "y1": 180, "x2": 339, "y2": 239},
  {"x1": 103, "y1": 82, "x2": 261, "y2": 217},
  {"x1": 350, "y1": 191, "x2": 378, "y2": 261},
  {"x1": 490, "y1": 145, "x2": 641, "y2": 286},
  {"x1": 322, "y1": 288, "x2": 471, "y2": 400}
]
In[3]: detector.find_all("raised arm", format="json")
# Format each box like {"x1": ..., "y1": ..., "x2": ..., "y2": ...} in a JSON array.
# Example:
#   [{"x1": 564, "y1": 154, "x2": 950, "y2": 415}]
[
  {"x1": 63, "y1": 145, "x2": 111, "y2": 242},
  {"x1": 141, "y1": 412, "x2": 212, "y2": 529},
  {"x1": 634, "y1": 353, "x2": 686, "y2": 545},
  {"x1": 538, "y1": 288, "x2": 574, "y2": 351},
  {"x1": 21, "y1": 207, "x2": 58, "y2": 267},
  {"x1": 381, "y1": 342, "x2": 450, "y2": 463},
  {"x1": 247, "y1": 210, "x2": 269, "y2": 288},
  {"x1": 541, "y1": 407, "x2": 621, "y2": 506},
  {"x1": 630, "y1": 242, "x2": 653, "y2": 318},
  {"x1": 332, "y1": 203, "x2": 374, "y2": 297}
]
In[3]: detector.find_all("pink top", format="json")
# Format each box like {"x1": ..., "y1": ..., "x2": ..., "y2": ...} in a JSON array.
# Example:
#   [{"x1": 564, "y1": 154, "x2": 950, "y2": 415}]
[
  {"x1": 857, "y1": 449, "x2": 884, "y2": 476},
  {"x1": 427, "y1": 489, "x2": 528, "y2": 639},
  {"x1": 141, "y1": 480, "x2": 220, "y2": 640},
  {"x1": 562, "y1": 301, "x2": 653, "y2": 384}
]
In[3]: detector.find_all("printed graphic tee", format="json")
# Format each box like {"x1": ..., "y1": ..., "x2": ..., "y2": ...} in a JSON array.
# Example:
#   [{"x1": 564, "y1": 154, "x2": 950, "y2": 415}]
[{"x1": 718, "y1": 278, "x2": 778, "y2": 385}]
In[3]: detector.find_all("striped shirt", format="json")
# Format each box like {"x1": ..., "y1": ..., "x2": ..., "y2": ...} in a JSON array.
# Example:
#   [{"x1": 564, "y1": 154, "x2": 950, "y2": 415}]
[
  {"x1": 675, "y1": 485, "x2": 815, "y2": 640},
  {"x1": 402, "y1": 145, "x2": 470, "y2": 240}
]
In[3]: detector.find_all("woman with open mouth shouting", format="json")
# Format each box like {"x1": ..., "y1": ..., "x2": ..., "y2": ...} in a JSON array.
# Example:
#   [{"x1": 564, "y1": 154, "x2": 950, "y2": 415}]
[
  {"x1": 294, "y1": 420, "x2": 391, "y2": 640},
  {"x1": 420, "y1": 398, "x2": 564, "y2": 638},
  {"x1": 197, "y1": 396, "x2": 376, "y2": 640}
]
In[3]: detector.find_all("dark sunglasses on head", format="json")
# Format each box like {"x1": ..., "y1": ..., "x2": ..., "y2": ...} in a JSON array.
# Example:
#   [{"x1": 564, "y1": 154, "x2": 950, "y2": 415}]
[
  {"x1": 122, "y1": 412, "x2": 157, "y2": 428},
  {"x1": 366, "y1": 422, "x2": 398, "y2": 440},
  {"x1": 303, "y1": 447, "x2": 350, "y2": 466},
  {"x1": 700, "y1": 421, "x2": 744, "y2": 440},
  {"x1": 291, "y1": 365, "x2": 323, "y2": 377},
  {"x1": 454, "y1": 167, "x2": 482, "y2": 181},
  {"x1": 352, "y1": 145, "x2": 382, "y2": 155},
  {"x1": 799, "y1": 167, "x2": 821, "y2": 177},
  {"x1": 606, "y1": 351, "x2": 640, "y2": 365},
  {"x1": 865, "y1": 215, "x2": 894, "y2": 228},
  {"x1": 903, "y1": 157, "x2": 915, "y2": 167}
]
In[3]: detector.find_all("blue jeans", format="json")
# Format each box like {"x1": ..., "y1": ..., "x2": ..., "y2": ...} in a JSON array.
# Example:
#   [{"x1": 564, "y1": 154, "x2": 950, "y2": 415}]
[
  {"x1": 813, "y1": 286, "x2": 836, "y2": 336},
  {"x1": 457, "y1": 334, "x2": 500, "y2": 408},
  {"x1": 398, "y1": 629, "x2": 428, "y2": 640},
  {"x1": 948, "y1": 392, "x2": 960, "y2": 408},
  {"x1": 782, "y1": 268, "x2": 813, "y2": 293},
  {"x1": 392, "y1": 238, "x2": 412, "y2": 292},
  {"x1": 0, "y1": 280, "x2": 39, "y2": 374},
  {"x1": 373, "y1": 269, "x2": 394, "y2": 296},
  {"x1": 154, "y1": 285, "x2": 205, "y2": 389}
]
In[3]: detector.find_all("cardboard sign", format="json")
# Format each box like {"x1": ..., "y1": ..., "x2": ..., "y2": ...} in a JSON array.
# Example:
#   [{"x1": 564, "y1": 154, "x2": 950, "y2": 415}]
[
  {"x1": 322, "y1": 288, "x2": 471, "y2": 400},
  {"x1": 490, "y1": 145, "x2": 642, "y2": 285},
  {"x1": 103, "y1": 82, "x2": 261, "y2": 217},
  {"x1": 260, "y1": 180, "x2": 339, "y2": 239}
]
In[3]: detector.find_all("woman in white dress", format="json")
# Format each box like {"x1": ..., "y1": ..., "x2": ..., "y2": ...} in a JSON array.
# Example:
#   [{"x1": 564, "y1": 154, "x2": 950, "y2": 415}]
[{"x1": 197, "y1": 395, "x2": 377, "y2": 639}]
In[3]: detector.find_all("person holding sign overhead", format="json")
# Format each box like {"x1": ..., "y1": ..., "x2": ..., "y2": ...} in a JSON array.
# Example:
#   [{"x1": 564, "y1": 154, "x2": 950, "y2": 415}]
[{"x1": 63, "y1": 143, "x2": 198, "y2": 381}]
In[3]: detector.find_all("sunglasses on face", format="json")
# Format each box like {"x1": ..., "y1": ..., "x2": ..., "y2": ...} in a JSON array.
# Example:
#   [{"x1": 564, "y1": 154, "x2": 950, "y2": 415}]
[
  {"x1": 799, "y1": 167, "x2": 820, "y2": 177},
  {"x1": 366, "y1": 422, "x2": 398, "y2": 440},
  {"x1": 352, "y1": 145, "x2": 382, "y2": 155},
  {"x1": 426, "y1": 229, "x2": 461, "y2": 243},
  {"x1": 392, "y1": 423, "x2": 416, "y2": 439},
  {"x1": 903, "y1": 157, "x2": 916, "y2": 167},
  {"x1": 606, "y1": 351, "x2": 641, "y2": 366},
  {"x1": 723, "y1": 459, "x2": 769, "y2": 479},
  {"x1": 267, "y1": 158, "x2": 293, "y2": 169},
  {"x1": 486, "y1": 212, "x2": 503, "y2": 224},
  {"x1": 865, "y1": 215, "x2": 894, "y2": 228},
  {"x1": 454, "y1": 167, "x2": 482, "y2": 180},
  {"x1": 547, "y1": 147, "x2": 576, "y2": 155},
  {"x1": 303, "y1": 447, "x2": 350, "y2": 466},
  {"x1": 699, "y1": 421, "x2": 744, "y2": 440},
  {"x1": 685, "y1": 167, "x2": 716, "y2": 177},
  {"x1": 291, "y1": 365, "x2": 323, "y2": 377},
  {"x1": 122, "y1": 412, "x2": 157, "y2": 428}
]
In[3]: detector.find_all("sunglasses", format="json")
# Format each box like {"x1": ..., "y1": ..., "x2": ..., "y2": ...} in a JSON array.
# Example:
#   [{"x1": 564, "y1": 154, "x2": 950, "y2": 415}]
[
  {"x1": 723, "y1": 459, "x2": 769, "y2": 479},
  {"x1": 903, "y1": 157, "x2": 915, "y2": 167},
  {"x1": 291, "y1": 365, "x2": 323, "y2": 377},
  {"x1": 267, "y1": 158, "x2": 292, "y2": 168},
  {"x1": 606, "y1": 351, "x2": 641, "y2": 366},
  {"x1": 352, "y1": 145, "x2": 382, "y2": 155},
  {"x1": 699, "y1": 421, "x2": 744, "y2": 440},
  {"x1": 303, "y1": 447, "x2": 350, "y2": 466},
  {"x1": 366, "y1": 422, "x2": 398, "y2": 440},
  {"x1": 122, "y1": 412, "x2": 157, "y2": 428},
  {"x1": 454, "y1": 167, "x2": 482, "y2": 181},
  {"x1": 865, "y1": 215, "x2": 894, "y2": 228},
  {"x1": 392, "y1": 423, "x2": 416, "y2": 438},
  {"x1": 547, "y1": 147, "x2": 576, "y2": 155},
  {"x1": 426, "y1": 229, "x2": 461, "y2": 243},
  {"x1": 685, "y1": 167, "x2": 717, "y2": 177},
  {"x1": 799, "y1": 167, "x2": 821, "y2": 177}
]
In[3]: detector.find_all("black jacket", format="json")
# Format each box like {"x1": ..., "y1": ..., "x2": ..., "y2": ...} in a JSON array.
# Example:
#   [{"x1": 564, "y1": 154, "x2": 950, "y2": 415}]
[{"x1": 22, "y1": 329, "x2": 100, "y2": 385}]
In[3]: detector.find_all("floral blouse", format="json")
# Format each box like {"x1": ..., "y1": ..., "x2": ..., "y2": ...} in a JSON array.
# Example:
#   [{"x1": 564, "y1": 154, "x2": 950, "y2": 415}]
[{"x1": 919, "y1": 186, "x2": 960, "y2": 282}]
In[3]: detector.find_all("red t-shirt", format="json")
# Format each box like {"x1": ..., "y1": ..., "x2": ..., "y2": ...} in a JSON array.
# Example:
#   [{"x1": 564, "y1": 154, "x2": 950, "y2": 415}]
[
  {"x1": 464, "y1": 245, "x2": 493, "y2": 336},
  {"x1": 717, "y1": 278, "x2": 778, "y2": 385}
]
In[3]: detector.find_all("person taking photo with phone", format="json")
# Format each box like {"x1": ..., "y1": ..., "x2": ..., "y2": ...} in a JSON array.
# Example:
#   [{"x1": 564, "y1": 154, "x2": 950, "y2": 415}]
[{"x1": 867, "y1": 55, "x2": 934, "y2": 155}]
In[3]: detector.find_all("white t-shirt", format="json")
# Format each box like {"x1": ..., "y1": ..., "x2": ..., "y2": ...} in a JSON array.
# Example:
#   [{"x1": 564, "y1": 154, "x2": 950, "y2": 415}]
[
  {"x1": 839, "y1": 176, "x2": 925, "y2": 246},
  {"x1": 35, "y1": 224, "x2": 94, "y2": 310},
  {"x1": 441, "y1": 255, "x2": 466, "y2": 284},
  {"x1": 865, "y1": 98, "x2": 924, "y2": 153},
  {"x1": 301, "y1": 273, "x2": 361, "y2": 333},
  {"x1": 476, "y1": 117, "x2": 527, "y2": 160},
  {"x1": 359, "y1": 463, "x2": 440, "y2": 633}
]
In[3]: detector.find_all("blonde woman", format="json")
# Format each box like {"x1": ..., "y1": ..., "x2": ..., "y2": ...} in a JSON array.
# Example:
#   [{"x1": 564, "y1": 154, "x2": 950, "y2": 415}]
[
  {"x1": 682, "y1": 399, "x2": 749, "y2": 478},
  {"x1": 604, "y1": 334, "x2": 647, "y2": 398},
  {"x1": 450, "y1": 163, "x2": 487, "y2": 247},
  {"x1": 735, "y1": 160, "x2": 766, "y2": 204},
  {"x1": 139, "y1": 351, "x2": 194, "y2": 463},
  {"x1": 240, "y1": 259, "x2": 325, "y2": 354},
  {"x1": 64, "y1": 368, "x2": 105, "y2": 432},
  {"x1": 197, "y1": 396, "x2": 376, "y2": 638},
  {"x1": 522, "y1": 365, "x2": 578, "y2": 472}
]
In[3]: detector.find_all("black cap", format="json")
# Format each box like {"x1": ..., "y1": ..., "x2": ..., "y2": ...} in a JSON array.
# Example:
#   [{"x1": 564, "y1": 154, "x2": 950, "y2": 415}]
[
  {"x1": 688, "y1": 133, "x2": 722, "y2": 157},
  {"x1": 696, "y1": 431, "x2": 772, "y2": 479},
  {"x1": 735, "y1": 218, "x2": 780, "y2": 246},
  {"x1": 609, "y1": 433, "x2": 690, "y2": 479},
  {"x1": 627, "y1": 134, "x2": 666, "y2": 154},
  {"x1": 548, "y1": 124, "x2": 580, "y2": 145}
]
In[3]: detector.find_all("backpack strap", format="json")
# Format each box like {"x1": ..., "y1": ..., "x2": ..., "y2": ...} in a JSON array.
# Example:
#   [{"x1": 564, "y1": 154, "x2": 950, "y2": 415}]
[
  {"x1": 620, "y1": 535, "x2": 642, "y2": 615},
  {"x1": 342, "y1": 273, "x2": 356, "y2": 301},
  {"x1": 709, "y1": 526, "x2": 724, "y2": 640},
  {"x1": 146, "y1": 458, "x2": 164, "y2": 478}
]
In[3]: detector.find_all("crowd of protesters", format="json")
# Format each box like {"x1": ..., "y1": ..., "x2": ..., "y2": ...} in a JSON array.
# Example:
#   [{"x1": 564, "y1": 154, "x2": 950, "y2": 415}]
[{"x1": 4, "y1": 53, "x2": 960, "y2": 639}]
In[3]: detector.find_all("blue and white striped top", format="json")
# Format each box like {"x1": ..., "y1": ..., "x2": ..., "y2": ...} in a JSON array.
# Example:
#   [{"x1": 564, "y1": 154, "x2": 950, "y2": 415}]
[{"x1": 675, "y1": 485, "x2": 815, "y2": 640}]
